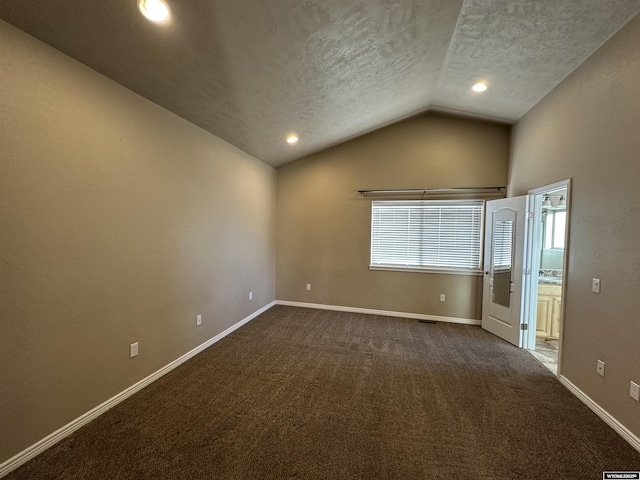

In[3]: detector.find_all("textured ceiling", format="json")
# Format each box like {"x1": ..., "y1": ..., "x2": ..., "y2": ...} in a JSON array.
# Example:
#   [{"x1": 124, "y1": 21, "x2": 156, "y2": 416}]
[{"x1": 1, "y1": 1, "x2": 639, "y2": 167}]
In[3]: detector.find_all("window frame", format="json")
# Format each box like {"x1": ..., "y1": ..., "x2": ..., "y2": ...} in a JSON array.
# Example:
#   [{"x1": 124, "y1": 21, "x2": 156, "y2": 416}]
[
  {"x1": 544, "y1": 209, "x2": 567, "y2": 250},
  {"x1": 369, "y1": 199, "x2": 485, "y2": 276}
]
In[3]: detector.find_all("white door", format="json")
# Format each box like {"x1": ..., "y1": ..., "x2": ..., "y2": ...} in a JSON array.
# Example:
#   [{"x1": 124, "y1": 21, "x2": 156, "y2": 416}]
[{"x1": 482, "y1": 196, "x2": 529, "y2": 347}]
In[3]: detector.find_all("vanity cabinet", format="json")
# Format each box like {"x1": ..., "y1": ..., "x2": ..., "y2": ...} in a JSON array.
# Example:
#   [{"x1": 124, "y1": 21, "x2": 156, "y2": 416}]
[{"x1": 536, "y1": 283, "x2": 562, "y2": 340}]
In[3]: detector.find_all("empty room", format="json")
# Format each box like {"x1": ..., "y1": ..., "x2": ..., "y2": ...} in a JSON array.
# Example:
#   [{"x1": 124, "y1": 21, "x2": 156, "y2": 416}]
[{"x1": 1, "y1": 1, "x2": 640, "y2": 479}]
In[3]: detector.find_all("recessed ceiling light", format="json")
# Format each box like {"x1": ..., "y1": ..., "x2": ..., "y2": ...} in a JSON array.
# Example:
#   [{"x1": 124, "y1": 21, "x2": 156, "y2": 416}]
[
  {"x1": 138, "y1": 0, "x2": 169, "y2": 22},
  {"x1": 286, "y1": 135, "x2": 299, "y2": 145},
  {"x1": 472, "y1": 82, "x2": 488, "y2": 93}
]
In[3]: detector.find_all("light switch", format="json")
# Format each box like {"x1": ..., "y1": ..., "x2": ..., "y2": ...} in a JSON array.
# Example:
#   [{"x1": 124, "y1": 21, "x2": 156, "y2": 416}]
[
  {"x1": 631, "y1": 382, "x2": 640, "y2": 401},
  {"x1": 592, "y1": 278, "x2": 601, "y2": 294}
]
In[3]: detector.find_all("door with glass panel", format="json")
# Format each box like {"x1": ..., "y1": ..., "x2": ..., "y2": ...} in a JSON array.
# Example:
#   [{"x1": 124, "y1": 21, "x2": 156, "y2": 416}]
[{"x1": 481, "y1": 196, "x2": 528, "y2": 347}]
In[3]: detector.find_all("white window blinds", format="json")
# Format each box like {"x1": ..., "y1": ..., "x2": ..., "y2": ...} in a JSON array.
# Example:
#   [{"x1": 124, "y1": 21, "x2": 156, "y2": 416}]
[
  {"x1": 492, "y1": 220, "x2": 514, "y2": 270},
  {"x1": 370, "y1": 200, "x2": 484, "y2": 272}
]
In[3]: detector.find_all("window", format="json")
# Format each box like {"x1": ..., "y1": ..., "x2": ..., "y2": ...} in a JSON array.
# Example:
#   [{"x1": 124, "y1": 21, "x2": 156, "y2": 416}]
[
  {"x1": 544, "y1": 210, "x2": 566, "y2": 249},
  {"x1": 370, "y1": 200, "x2": 484, "y2": 273}
]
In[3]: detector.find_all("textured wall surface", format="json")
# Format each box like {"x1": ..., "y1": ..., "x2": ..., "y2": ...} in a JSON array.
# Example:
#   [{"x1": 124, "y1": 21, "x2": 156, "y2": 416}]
[
  {"x1": 0, "y1": 20, "x2": 276, "y2": 463},
  {"x1": 509, "y1": 15, "x2": 640, "y2": 437},
  {"x1": 277, "y1": 113, "x2": 510, "y2": 319}
]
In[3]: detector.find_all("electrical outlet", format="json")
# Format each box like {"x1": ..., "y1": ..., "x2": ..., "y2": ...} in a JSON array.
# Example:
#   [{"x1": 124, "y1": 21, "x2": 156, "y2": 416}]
[
  {"x1": 596, "y1": 359, "x2": 605, "y2": 377},
  {"x1": 439, "y1": 294, "x2": 446, "y2": 302},
  {"x1": 130, "y1": 342, "x2": 139, "y2": 358},
  {"x1": 196, "y1": 314, "x2": 202, "y2": 326},
  {"x1": 306, "y1": 283, "x2": 311, "y2": 291},
  {"x1": 631, "y1": 381, "x2": 640, "y2": 401},
  {"x1": 592, "y1": 278, "x2": 601, "y2": 294},
  {"x1": 249, "y1": 292, "x2": 253, "y2": 300}
]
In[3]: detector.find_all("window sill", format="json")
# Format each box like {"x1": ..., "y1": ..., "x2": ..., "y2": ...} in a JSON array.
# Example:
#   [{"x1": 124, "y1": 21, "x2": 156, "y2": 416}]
[{"x1": 369, "y1": 266, "x2": 483, "y2": 276}]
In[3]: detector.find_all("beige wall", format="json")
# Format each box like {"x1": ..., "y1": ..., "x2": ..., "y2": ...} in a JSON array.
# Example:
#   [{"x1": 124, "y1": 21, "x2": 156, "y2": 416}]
[
  {"x1": 277, "y1": 113, "x2": 510, "y2": 319},
  {"x1": 509, "y1": 16, "x2": 640, "y2": 436},
  {"x1": 0, "y1": 20, "x2": 276, "y2": 463}
]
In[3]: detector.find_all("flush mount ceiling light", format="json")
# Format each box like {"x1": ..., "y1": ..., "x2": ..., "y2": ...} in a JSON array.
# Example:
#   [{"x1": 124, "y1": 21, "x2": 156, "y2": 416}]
[
  {"x1": 286, "y1": 135, "x2": 299, "y2": 145},
  {"x1": 472, "y1": 82, "x2": 488, "y2": 93},
  {"x1": 138, "y1": 0, "x2": 169, "y2": 22}
]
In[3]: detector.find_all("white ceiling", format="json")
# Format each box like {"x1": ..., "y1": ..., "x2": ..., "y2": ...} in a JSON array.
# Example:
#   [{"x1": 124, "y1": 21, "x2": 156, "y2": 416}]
[{"x1": 1, "y1": 1, "x2": 638, "y2": 167}]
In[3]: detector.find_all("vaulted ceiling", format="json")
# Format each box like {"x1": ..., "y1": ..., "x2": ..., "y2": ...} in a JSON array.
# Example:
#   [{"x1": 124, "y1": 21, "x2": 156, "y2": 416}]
[{"x1": 1, "y1": 1, "x2": 639, "y2": 167}]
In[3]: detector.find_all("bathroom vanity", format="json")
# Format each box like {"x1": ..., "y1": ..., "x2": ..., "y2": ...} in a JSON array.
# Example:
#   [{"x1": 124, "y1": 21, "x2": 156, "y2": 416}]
[{"x1": 536, "y1": 283, "x2": 561, "y2": 339}]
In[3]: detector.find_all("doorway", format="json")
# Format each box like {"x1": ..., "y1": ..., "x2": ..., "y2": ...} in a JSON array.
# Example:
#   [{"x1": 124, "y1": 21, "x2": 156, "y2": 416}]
[{"x1": 524, "y1": 180, "x2": 571, "y2": 375}]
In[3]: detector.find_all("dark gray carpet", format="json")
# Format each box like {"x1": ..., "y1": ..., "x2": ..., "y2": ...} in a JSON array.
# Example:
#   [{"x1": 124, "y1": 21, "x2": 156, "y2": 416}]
[{"x1": 6, "y1": 306, "x2": 640, "y2": 479}]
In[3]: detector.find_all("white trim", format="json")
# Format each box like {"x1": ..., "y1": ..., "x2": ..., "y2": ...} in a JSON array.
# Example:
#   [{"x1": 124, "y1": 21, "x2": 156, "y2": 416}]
[
  {"x1": 0, "y1": 301, "x2": 276, "y2": 479},
  {"x1": 528, "y1": 179, "x2": 572, "y2": 195},
  {"x1": 275, "y1": 300, "x2": 480, "y2": 325},
  {"x1": 369, "y1": 266, "x2": 483, "y2": 276},
  {"x1": 559, "y1": 375, "x2": 640, "y2": 453}
]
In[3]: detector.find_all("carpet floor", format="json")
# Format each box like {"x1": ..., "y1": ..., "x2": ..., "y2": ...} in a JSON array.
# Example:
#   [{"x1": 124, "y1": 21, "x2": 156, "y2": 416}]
[{"x1": 6, "y1": 305, "x2": 640, "y2": 479}]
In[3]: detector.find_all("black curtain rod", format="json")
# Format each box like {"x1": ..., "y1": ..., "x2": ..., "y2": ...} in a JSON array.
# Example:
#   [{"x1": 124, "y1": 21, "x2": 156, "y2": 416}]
[{"x1": 357, "y1": 187, "x2": 506, "y2": 195}]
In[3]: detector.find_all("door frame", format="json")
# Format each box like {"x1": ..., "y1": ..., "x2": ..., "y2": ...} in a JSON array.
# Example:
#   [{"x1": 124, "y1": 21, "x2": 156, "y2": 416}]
[{"x1": 524, "y1": 179, "x2": 572, "y2": 375}]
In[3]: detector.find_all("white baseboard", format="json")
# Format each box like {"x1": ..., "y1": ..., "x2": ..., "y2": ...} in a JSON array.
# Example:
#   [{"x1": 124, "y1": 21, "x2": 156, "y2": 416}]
[
  {"x1": 275, "y1": 300, "x2": 480, "y2": 325},
  {"x1": 0, "y1": 301, "x2": 276, "y2": 479},
  {"x1": 559, "y1": 375, "x2": 640, "y2": 453},
  {"x1": 11, "y1": 302, "x2": 637, "y2": 477}
]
